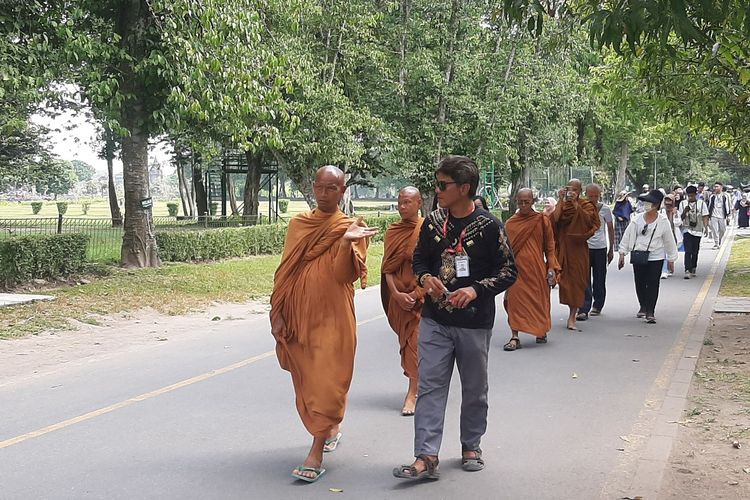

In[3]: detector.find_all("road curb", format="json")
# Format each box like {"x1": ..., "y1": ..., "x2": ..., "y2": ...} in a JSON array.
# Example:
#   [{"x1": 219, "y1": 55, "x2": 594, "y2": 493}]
[{"x1": 601, "y1": 229, "x2": 735, "y2": 499}]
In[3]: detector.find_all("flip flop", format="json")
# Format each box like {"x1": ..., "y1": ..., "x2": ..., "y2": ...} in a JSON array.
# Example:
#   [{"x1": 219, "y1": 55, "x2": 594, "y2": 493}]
[
  {"x1": 323, "y1": 432, "x2": 342, "y2": 453},
  {"x1": 291, "y1": 466, "x2": 326, "y2": 483}
]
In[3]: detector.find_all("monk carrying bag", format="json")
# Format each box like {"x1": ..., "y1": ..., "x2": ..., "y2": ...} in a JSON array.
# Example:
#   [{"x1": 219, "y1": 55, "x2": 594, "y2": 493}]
[{"x1": 631, "y1": 222, "x2": 657, "y2": 266}]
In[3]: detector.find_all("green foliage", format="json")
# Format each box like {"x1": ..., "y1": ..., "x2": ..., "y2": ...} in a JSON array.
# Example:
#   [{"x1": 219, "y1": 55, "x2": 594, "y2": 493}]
[
  {"x1": 71, "y1": 160, "x2": 96, "y2": 182},
  {"x1": 34, "y1": 160, "x2": 78, "y2": 197},
  {"x1": 166, "y1": 202, "x2": 179, "y2": 216},
  {"x1": 56, "y1": 202, "x2": 68, "y2": 215},
  {"x1": 156, "y1": 224, "x2": 289, "y2": 262},
  {"x1": 278, "y1": 200, "x2": 289, "y2": 213},
  {"x1": 157, "y1": 214, "x2": 398, "y2": 262},
  {"x1": 0, "y1": 233, "x2": 89, "y2": 287},
  {"x1": 209, "y1": 202, "x2": 219, "y2": 216},
  {"x1": 30, "y1": 202, "x2": 43, "y2": 215}
]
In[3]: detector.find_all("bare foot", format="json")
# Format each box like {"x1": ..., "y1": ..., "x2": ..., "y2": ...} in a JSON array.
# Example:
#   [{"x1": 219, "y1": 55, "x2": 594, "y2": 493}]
[{"x1": 401, "y1": 394, "x2": 417, "y2": 416}]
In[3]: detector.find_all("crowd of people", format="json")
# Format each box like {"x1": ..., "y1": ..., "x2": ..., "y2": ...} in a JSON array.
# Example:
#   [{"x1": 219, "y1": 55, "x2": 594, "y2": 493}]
[{"x1": 267, "y1": 156, "x2": 745, "y2": 484}]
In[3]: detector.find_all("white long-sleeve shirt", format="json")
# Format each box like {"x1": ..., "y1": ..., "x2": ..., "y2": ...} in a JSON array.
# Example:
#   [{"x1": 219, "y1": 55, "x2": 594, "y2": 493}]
[{"x1": 618, "y1": 212, "x2": 679, "y2": 263}]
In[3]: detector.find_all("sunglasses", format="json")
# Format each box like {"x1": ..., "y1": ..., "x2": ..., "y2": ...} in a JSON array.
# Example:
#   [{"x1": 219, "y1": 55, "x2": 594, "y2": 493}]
[
  {"x1": 435, "y1": 180, "x2": 458, "y2": 191},
  {"x1": 641, "y1": 224, "x2": 649, "y2": 236}
]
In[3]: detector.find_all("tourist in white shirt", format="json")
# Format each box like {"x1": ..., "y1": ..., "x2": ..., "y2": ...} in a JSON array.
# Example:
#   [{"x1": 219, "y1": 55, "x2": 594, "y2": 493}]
[
  {"x1": 678, "y1": 185, "x2": 710, "y2": 278},
  {"x1": 618, "y1": 190, "x2": 678, "y2": 324},
  {"x1": 578, "y1": 184, "x2": 614, "y2": 319},
  {"x1": 659, "y1": 194, "x2": 683, "y2": 279},
  {"x1": 708, "y1": 182, "x2": 731, "y2": 248}
]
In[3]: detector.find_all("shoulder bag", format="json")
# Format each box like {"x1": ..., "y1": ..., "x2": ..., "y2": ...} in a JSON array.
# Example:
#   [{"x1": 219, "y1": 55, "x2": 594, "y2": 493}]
[{"x1": 630, "y1": 221, "x2": 657, "y2": 265}]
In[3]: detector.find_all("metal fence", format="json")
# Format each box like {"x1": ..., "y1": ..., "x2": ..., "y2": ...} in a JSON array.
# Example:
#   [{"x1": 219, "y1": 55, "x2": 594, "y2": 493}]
[{"x1": 0, "y1": 215, "x2": 277, "y2": 262}]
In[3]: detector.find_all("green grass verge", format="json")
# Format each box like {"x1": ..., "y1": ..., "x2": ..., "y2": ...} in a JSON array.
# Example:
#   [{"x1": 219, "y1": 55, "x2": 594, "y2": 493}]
[
  {"x1": 0, "y1": 242, "x2": 384, "y2": 339},
  {"x1": 720, "y1": 236, "x2": 750, "y2": 297}
]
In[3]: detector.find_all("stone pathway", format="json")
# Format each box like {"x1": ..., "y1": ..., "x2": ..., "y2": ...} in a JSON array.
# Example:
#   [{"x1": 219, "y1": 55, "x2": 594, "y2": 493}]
[
  {"x1": 713, "y1": 296, "x2": 750, "y2": 313},
  {"x1": 0, "y1": 293, "x2": 54, "y2": 307}
]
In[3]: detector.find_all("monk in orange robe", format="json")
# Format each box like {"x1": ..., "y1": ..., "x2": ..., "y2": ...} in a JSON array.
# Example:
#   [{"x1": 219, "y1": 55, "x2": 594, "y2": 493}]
[
  {"x1": 503, "y1": 188, "x2": 560, "y2": 350},
  {"x1": 552, "y1": 178, "x2": 601, "y2": 330},
  {"x1": 270, "y1": 166, "x2": 378, "y2": 483},
  {"x1": 381, "y1": 187, "x2": 425, "y2": 416}
]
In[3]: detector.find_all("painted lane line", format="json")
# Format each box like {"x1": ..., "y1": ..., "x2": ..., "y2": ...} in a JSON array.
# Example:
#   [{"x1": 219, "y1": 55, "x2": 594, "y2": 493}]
[{"x1": 0, "y1": 314, "x2": 386, "y2": 450}]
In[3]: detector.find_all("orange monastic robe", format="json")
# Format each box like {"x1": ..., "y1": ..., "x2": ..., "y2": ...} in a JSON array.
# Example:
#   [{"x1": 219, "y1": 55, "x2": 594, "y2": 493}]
[
  {"x1": 270, "y1": 209, "x2": 368, "y2": 437},
  {"x1": 555, "y1": 200, "x2": 600, "y2": 307},
  {"x1": 504, "y1": 212, "x2": 560, "y2": 337},
  {"x1": 380, "y1": 217, "x2": 424, "y2": 380}
]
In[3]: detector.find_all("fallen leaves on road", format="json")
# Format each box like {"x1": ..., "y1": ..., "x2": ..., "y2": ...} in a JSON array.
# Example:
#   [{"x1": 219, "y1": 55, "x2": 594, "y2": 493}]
[
  {"x1": 329, "y1": 488, "x2": 344, "y2": 493},
  {"x1": 620, "y1": 435, "x2": 631, "y2": 443},
  {"x1": 572, "y1": 372, "x2": 578, "y2": 379}
]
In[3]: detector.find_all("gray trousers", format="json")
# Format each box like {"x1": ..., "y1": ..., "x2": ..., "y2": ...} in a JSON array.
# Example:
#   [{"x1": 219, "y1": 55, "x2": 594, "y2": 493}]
[
  {"x1": 414, "y1": 317, "x2": 492, "y2": 457},
  {"x1": 710, "y1": 217, "x2": 726, "y2": 245}
]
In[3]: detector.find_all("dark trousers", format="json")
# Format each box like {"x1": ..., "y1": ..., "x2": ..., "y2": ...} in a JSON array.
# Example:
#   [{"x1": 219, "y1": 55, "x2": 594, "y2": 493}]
[
  {"x1": 683, "y1": 233, "x2": 702, "y2": 272},
  {"x1": 632, "y1": 260, "x2": 663, "y2": 315},
  {"x1": 580, "y1": 248, "x2": 608, "y2": 313}
]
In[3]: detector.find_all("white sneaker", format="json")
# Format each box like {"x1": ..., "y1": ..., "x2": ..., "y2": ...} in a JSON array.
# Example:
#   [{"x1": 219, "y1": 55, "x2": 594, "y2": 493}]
[{"x1": 661, "y1": 272, "x2": 668, "y2": 279}]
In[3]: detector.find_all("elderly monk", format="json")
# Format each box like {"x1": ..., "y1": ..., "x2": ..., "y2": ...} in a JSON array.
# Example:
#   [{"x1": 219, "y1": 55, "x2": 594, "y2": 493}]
[
  {"x1": 270, "y1": 165, "x2": 378, "y2": 483},
  {"x1": 503, "y1": 188, "x2": 560, "y2": 350},
  {"x1": 552, "y1": 178, "x2": 601, "y2": 330},
  {"x1": 381, "y1": 187, "x2": 425, "y2": 416}
]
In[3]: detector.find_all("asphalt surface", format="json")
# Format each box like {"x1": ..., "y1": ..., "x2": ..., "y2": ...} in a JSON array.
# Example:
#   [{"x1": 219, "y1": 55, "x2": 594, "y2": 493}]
[{"x1": 0, "y1": 237, "x2": 733, "y2": 500}]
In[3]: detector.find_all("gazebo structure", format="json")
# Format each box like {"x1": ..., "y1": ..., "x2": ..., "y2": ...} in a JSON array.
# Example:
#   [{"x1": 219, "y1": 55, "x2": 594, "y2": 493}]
[{"x1": 205, "y1": 149, "x2": 281, "y2": 222}]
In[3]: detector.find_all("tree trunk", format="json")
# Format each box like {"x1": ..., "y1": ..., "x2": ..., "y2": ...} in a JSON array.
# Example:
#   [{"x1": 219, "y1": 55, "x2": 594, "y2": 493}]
[
  {"x1": 576, "y1": 117, "x2": 586, "y2": 162},
  {"x1": 242, "y1": 150, "x2": 262, "y2": 223},
  {"x1": 434, "y1": 0, "x2": 462, "y2": 164},
  {"x1": 399, "y1": 0, "x2": 411, "y2": 109},
  {"x1": 120, "y1": 119, "x2": 159, "y2": 267},
  {"x1": 116, "y1": 0, "x2": 159, "y2": 268},
  {"x1": 192, "y1": 154, "x2": 208, "y2": 216},
  {"x1": 595, "y1": 125, "x2": 604, "y2": 169},
  {"x1": 104, "y1": 125, "x2": 123, "y2": 227},
  {"x1": 175, "y1": 145, "x2": 193, "y2": 217},
  {"x1": 227, "y1": 174, "x2": 239, "y2": 215},
  {"x1": 616, "y1": 141, "x2": 629, "y2": 194}
]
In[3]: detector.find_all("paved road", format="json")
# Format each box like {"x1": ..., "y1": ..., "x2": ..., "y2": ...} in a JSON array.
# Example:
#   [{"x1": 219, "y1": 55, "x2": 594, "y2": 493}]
[{"x1": 0, "y1": 236, "x2": 734, "y2": 499}]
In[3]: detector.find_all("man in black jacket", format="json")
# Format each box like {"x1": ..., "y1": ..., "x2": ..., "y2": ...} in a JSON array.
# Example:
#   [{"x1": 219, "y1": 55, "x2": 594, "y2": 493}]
[{"x1": 393, "y1": 155, "x2": 517, "y2": 481}]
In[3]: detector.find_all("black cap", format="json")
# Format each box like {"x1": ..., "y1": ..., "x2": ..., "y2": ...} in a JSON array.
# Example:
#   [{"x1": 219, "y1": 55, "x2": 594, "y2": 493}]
[
  {"x1": 638, "y1": 189, "x2": 664, "y2": 205},
  {"x1": 686, "y1": 185, "x2": 698, "y2": 194}
]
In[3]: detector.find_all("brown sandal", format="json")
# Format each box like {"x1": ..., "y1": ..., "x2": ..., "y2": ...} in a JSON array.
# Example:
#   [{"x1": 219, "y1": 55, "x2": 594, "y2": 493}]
[
  {"x1": 503, "y1": 338, "x2": 521, "y2": 351},
  {"x1": 393, "y1": 454, "x2": 440, "y2": 480}
]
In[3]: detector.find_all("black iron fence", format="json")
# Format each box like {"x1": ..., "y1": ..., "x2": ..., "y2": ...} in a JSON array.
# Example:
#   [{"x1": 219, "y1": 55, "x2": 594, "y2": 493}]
[{"x1": 0, "y1": 215, "x2": 277, "y2": 262}]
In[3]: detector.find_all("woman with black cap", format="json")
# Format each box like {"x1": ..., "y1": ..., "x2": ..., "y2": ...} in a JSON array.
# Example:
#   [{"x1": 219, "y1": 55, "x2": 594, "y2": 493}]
[{"x1": 617, "y1": 189, "x2": 679, "y2": 324}]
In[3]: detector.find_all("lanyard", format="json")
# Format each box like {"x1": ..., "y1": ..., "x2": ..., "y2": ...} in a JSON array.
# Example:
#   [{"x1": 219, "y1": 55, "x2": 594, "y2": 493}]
[{"x1": 441, "y1": 205, "x2": 475, "y2": 254}]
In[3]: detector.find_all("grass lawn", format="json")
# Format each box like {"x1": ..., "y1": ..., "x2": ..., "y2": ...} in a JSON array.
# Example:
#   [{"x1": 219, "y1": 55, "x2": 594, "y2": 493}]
[
  {"x1": 720, "y1": 235, "x2": 750, "y2": 297},
  {"x1": 0, "y1": 242, "x2": 384, "y2": 339}
]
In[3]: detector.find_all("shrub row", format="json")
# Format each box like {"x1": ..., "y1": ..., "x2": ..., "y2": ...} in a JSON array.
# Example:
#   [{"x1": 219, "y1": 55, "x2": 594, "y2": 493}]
[
  {"x1": 156, "y1": 213, "x2": 401, "y2": 262},
  {"x1": 0, "y1": 233, "x2": 89, "y2": 287}
]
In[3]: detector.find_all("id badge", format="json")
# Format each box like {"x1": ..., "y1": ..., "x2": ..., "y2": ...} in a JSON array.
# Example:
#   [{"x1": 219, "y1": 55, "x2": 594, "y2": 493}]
[{"x1": 455, "y1": 255, "x2": 470, "y2": 278}]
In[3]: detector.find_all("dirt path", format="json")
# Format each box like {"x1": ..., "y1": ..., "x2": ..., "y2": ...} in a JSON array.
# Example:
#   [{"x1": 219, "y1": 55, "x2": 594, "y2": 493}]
[
  {"x1": 661, "y1": 313, "x2": 750, "y2": 499},
  {"x1": 0, "y1": 300, "x2": 268, "y2": 388}
]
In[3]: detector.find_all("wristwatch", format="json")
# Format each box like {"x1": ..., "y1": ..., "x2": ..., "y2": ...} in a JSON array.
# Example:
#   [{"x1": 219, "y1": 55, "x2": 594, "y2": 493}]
[{"x1": 418, "y1": 273, "x2": 433, "y2": 287}]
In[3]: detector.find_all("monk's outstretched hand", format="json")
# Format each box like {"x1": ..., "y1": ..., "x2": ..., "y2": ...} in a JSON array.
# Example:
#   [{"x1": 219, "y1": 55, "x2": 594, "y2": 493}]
[{"x1": 343, "y1": 217, "x2": 379, "y2": 241}]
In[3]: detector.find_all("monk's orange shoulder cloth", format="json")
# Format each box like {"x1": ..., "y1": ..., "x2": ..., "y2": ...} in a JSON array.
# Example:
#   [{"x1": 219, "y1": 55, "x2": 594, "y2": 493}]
[
  {"x1": 380, "y1": 217, "x2": 424, "y2": 310},
  {"x1": 270, "y1": 209, "x2": 367, "y2": 347}
]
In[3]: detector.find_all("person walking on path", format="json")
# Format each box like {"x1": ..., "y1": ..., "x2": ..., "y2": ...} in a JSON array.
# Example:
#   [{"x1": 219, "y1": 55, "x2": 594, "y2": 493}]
[
  {"x1": 659, "y1": 194, "x2": 683, "y2": 279},
  {"x1": 679, "y1": 185, "x2": 710, "y2": 279},
  {"x1": 393, "y1": 155, "x2": 517, "y2": 481},
  {"x1": 502, "y1": 188, "x2": 560, "y2": 351},
  {"x1": 735, "y1": 191, "x2": 750, "y2": 229},
  {"x1": 270, "y1": 166, "x2": 378, "y2": 483},
  {"x1": 613, "y1": 190, "x2": 633, "y2": 250},
  {"x1": 617, "y1": 189, "x2": 678, "y2": 324},
  {"x1": 381, "y1": 187, "x2": 425, "y2": 417},
  {"x1": 551, "y1": 179, "x2": 601, "y2": 330},
  {"x1": 708, "y1": 182, "x2": 731, "y2": 249},
  {"x1": 578, "y1": 184, "x2": 614, "y2": 320}
]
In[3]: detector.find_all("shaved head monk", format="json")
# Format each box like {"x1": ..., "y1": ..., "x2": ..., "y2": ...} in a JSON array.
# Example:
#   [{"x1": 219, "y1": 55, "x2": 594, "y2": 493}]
[
  {"x1": 502, "y1": 188, "x2": 560, "y2": 350},
  {"x1": 552, "y1": 178, "x2": 601, "y2": 330},
  {"x1": 270, "y1": 165, "x2": 378, "y2": 483},
  {"x1": 381, "y1": 186, "x2": 424, "y2": 416}
]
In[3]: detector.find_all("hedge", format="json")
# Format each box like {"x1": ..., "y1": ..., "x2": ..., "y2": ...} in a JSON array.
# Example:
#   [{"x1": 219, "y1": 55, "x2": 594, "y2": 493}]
[
  {"x1": 156, "y1": 214, "x2": 400, "y2": 262},
  {"x1": 0, "y1": 233, "x2": 89, "y2": 286}
]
